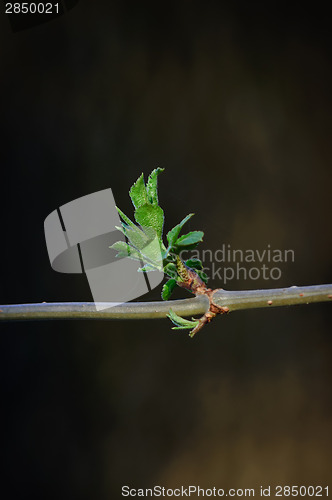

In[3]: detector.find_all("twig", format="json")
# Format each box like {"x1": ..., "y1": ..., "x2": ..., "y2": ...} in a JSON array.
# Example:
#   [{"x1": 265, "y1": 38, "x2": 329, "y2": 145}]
[{"x1": 0, "y1": 284, "x2": 331, "y2": 322}]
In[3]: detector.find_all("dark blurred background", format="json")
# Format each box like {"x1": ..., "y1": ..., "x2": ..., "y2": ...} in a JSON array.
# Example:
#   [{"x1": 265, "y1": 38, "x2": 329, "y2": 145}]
[{"x1": 1, "y1": 2, "x2": 331, "y2": 499}]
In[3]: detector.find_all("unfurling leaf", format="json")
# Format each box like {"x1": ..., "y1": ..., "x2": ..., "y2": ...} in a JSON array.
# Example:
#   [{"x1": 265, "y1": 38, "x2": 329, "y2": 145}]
[
  {"x1": 121, "y1": 225, "x2": 149, "y2": 249},
  {"x1": 109, "y1": 241, "x2": 141, "y2": 260},
  {"x1": 162, "y1": 279, "x2": 177, "y2": 300},
  {"x1": 167, "y1": 309, "x2": 199, "y2": 330},
  {"x1": 134, "y1": 204, "x2": 164, "y2": 239},
  {"x1": 129, "y1": 173, "x2": 149, "y2": 209},
  {"x1": 166, "y1": 213, "x2": 194, "y2": 247},
  {"x1": 138, "y1": 234, "x2": 163, "y2": 271},
  {"x1": 146, "y1": 167, "x2": 164, "y2": 205}
]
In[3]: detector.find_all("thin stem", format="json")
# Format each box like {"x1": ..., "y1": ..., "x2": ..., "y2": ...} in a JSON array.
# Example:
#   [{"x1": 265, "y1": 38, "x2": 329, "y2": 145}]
[
  {"x1": 211, "y1": 284, "x2": 332, "y2": 311},
  {"x1": 0, "y1": 284, "x2": 331, "y2": 322},
  {"x1": 0, "y1": 296, "x2": 209, "y2": 322}
]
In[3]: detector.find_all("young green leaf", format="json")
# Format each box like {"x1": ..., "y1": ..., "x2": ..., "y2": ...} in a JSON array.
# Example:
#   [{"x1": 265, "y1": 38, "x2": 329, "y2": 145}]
[
  {"x1": 163, "y1": 262, "x2": 178, "y2": 279},
  {"x1": 166, "y1": 213, "x2": 194, "y2": 247},
  {"x1": 162, "y1": 279, "x2": 177, "y2": 300},
  {"x1": 109, "y1": 241, "x2": 141, "y2": 260},
  {"x1": 117, "y1": 207, "x2": 138, "y2": 229},
  {"x1": 134, "y1": 204, "x2": 164, "y2": 239},
  {"x1": 174, "y1": 231, "x2": 204, "y2": 247},
  {"x1": 115, "y1": 218, "x2": 153, "y2": 256},
  {"x1": 185, "y1": 258, "x2": 203, "y2": 270},
  {"x1": 116, "y1": 216, "x2": 164, "y2": 271},
  {"x1": 167, "y1": 309, "x2": 199, "y2": 330},
  {"x1": 196, "y1": 269, "x2": 209, "y2": 284},
  {"x1": 146, "y1": 167, "x2": 164, "y2": 205},
  {"x1": 129, "y1": 173, "x2": 149, "y2": 209},
  {"x1": 122, "y1": 225, "x2": 149, "y2": 250},
  {"x1": 138, "y1": 234, "x2": 164, "y2": 271}
]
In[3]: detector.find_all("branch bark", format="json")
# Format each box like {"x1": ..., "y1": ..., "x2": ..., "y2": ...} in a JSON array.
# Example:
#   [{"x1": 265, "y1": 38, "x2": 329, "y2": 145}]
[{"x1": 1, "y1": 284, "x2": 331, "y2": 322}]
